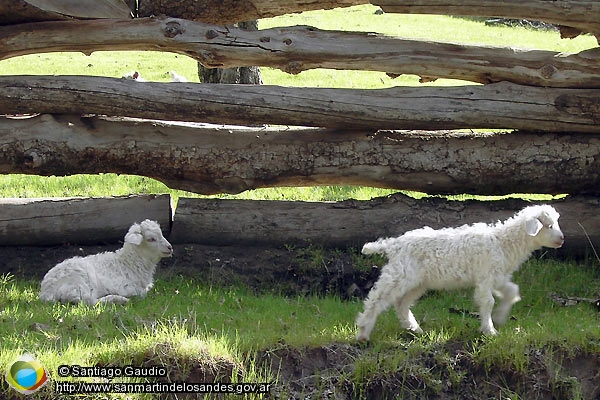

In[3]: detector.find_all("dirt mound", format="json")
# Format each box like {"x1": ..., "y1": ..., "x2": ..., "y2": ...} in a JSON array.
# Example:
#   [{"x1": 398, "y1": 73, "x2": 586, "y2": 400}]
[{"x1": 257, "y1": 343, "x2": 600, "y2": 400}]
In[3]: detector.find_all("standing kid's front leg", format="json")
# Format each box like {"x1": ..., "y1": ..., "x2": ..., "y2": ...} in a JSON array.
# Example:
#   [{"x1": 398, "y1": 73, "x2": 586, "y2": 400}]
[
  {"x1": 474, "y1": 285, "x2": 497, "y2": 335},
  {"x1": 492, "y1": 278, "x2": 521, "y2": 326}
]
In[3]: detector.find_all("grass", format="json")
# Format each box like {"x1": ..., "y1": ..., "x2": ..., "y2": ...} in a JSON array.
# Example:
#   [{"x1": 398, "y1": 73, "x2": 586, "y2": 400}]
[{"x1": 1, "y1": 256, "x2": 599, "y2": 398}]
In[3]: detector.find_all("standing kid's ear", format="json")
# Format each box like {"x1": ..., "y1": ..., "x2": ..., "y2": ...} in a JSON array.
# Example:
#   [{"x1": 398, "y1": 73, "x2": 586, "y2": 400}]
[
  {"x1": 124, "y1": 223, "x2": 143, "y2": 245},
  {"x1": 525, "y1": 218, "x2": 543, "y2": 236}
]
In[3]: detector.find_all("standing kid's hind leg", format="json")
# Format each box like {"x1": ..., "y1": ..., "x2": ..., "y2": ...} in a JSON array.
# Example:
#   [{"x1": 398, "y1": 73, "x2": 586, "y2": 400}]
[
  {"x1": 356, "y1": 271, "x2": 407, "y2": 341},
  {"x1": 393, "y1": 285, "x2": 426, "y2": 334}
]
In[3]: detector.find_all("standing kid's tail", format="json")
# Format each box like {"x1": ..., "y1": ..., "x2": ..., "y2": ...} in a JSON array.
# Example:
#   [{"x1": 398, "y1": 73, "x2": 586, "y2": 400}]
[{"x1": 361, "y1": 238, "x2": 395, "y2": 255}]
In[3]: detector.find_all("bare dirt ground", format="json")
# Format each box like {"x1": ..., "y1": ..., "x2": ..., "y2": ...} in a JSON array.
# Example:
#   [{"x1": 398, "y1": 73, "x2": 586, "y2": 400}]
[{"x1": 3, "y1": 244, "x2": 600, "y2": 399}]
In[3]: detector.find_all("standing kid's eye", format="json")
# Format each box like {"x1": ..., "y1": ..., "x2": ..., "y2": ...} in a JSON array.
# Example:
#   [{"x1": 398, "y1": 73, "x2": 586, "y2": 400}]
[{"x1": 147, "y1": 237, "x2": 157, "y2": 242}]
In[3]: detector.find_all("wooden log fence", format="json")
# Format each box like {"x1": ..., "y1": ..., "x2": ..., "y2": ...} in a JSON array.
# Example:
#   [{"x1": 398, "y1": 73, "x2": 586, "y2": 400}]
[
  {"x1": 171, "y1": 194, "x2": 600, "y2": 255},
  {"x1": 6, "y1": 0, "x2": 598, "y2": 39},
  {"x1": 128, "y1": 0, "x2": 600, "y2": 40},
  {"x1": 1, "y1": 193, "x2": 599, "y2": 259},
  {"x1": 1, "y1": 115, "x2": 600, "y2": 196},
  {"x1": 0, "y1": 1, "x2": 599, "y2": 252},
  {"x1": 2, "y1": 17, "x2": 599, "y2": 88},
  {"x1": 2, "y1": 77, "x2": 600, "y2": 133}
]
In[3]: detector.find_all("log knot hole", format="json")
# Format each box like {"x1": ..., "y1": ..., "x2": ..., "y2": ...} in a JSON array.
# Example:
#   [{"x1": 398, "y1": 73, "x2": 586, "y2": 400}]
[
  {"x1": 206, "y1": 29, "x2": 219, "y2": 40},
  {"x1": 163, "y1": 20, "x2": 185, "y2": 38},
  {"x1": 25, "y1": 150, "x2": 43, "y2": 168},
  {"x1": 539, "y1": 64, "x2": 558, "y2": 80},
  {"x1": 285, "y1": 61, "x2": 304, "y2": 75}
]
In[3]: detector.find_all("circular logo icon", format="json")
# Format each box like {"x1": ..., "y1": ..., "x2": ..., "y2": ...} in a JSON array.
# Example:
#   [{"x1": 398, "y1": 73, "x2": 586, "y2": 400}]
[{"x1": 5, "y1": 353, "x2": 49, "y2": 394}]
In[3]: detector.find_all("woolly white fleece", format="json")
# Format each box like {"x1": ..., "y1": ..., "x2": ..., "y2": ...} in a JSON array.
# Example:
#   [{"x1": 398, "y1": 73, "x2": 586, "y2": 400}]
[
  {"x1": 356, "y1": 205, "x2": 564, "y2": 340},
  {"x1": 39, "y1": 220, "x2": 172, "y2": 305}
]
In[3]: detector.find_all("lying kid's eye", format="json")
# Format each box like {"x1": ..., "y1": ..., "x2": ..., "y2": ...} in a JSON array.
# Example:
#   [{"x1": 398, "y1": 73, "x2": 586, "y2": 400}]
[{"x1": 147, "y1": 237, "x2": 157, "y2": 242}]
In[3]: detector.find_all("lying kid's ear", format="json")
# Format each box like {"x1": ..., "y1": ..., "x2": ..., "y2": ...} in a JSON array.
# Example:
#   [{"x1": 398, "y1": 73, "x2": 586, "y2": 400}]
[
  {"x1": 124, "y1": 224, "x2": 144, "y2": 245},
  {"x1": 525, "y1": 218, "x2": 543, "y2": 236}
]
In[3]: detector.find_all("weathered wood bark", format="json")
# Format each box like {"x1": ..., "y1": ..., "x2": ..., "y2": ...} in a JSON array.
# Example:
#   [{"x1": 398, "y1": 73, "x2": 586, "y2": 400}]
[
  {"x1": 197, "y1": 20, "x2": 263, "y2": 85},
  {"x1": 1, "y1": 76, "x2": 600, "y2": 132},
  {"x1": 2, "y1": 18, "x2": 599, "y2": 88},
  {"x1": 171, "y1": 194, "x2": 600, "y2": 255},
  {"x1": 1, "y1": 114, "x2": 600, "y2": 195},
  {"x1": 0, "y1": 0, "x2": 131, "y2": 25},
  {"x1": 0, "y1": 195, "x2": 171, "y2": 246},
  {"x1": 0, "y1": 1, "x2": 70, "y2": 26}
]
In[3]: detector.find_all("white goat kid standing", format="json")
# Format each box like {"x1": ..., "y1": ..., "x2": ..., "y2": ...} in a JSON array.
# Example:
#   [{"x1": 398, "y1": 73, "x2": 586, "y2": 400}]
[
  {"x1": 356, "y1": 205, "x2": 564, "y2": 341},
  {"x1": 39, "y1": 220, "x2": 173, "y2": 305}
]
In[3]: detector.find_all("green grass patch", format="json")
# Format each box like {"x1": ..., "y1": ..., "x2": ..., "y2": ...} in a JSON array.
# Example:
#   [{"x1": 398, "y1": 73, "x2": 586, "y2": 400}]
[
  {"x1": 2, "y1": 257, "x2": 599, "y2": 398},
  {"x1": 0, "y1": 173, "x2": 401, "y2": 202}
]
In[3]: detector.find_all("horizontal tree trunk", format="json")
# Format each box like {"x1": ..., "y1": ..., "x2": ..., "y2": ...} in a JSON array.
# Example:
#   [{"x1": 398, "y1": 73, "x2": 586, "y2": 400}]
[
  {"x1": 2, "y1": 18, "x2": 599, "y2": 88},
  {"x1": 171, "y1": 194, "x2": 600, "y2": 257},
  {"x1": 0, "y1": 195, "x2": 171, "y2": 246},
  {"x1": 1, "y1": 76, "x2": 600, "y2": 132},
  {"x1": 1, "y1": 114, "x2": 599, "y2": 195}
]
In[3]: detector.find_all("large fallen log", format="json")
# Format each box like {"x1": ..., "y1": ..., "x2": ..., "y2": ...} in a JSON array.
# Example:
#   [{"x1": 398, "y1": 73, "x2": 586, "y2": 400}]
[
  {"x1": 171, "y1": 194, "x2": 600, "y2": 258},
  {"x1": 2, "y1": 17, "x2": 599, "y2": 88},
  {"x1": 0, "y1": 195, "x2": 171, "y2": 246},
  {"x1": 1, "y1": 77, "x2": 600, "y2": 132},
  {"x1": 1, "y1": 115, "x2": 599, "y2": 195}
]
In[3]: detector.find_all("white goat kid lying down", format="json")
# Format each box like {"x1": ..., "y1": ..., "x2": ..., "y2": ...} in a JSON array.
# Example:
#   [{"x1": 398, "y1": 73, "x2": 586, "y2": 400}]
[
  {"x1": 122, "y1": 71, "x2": 147, "y2": 82},
  {"x1": 356, "y1": 205, "x2": 564, "y2": 340},
  {"x1": 39, "y1": 220, "x2": 173, "y2": 305},
  {"x1": 122, "y1": 70, "x2": 188, "y2": 82},
  {"x1": 168, "y1": 70, "x2": 188, "y2": 82}
]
